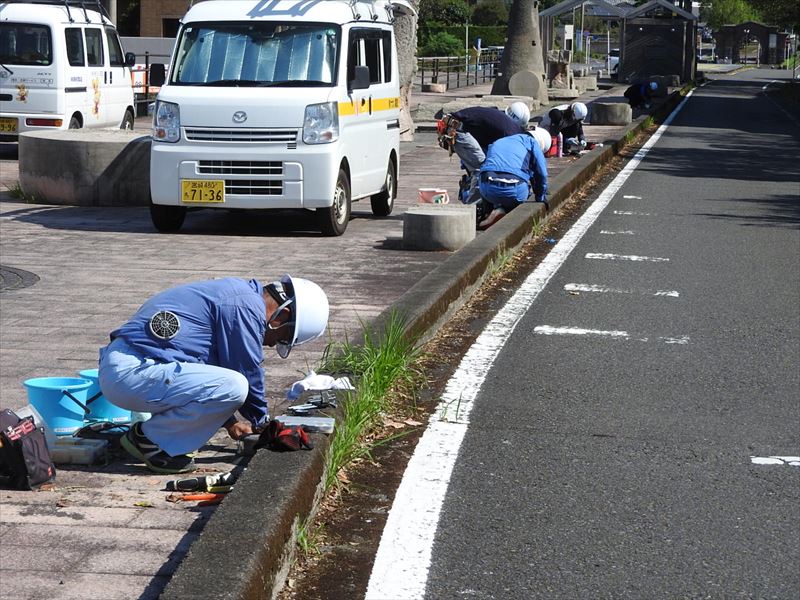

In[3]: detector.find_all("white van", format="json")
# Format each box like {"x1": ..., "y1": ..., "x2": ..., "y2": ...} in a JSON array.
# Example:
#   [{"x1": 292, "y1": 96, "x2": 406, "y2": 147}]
[
  {"x1": 149, "y1": 0, "x2": 414, "y2": 236},
  {"x1": 0, "y1": 0, "x2": 136, "y2": 141}
]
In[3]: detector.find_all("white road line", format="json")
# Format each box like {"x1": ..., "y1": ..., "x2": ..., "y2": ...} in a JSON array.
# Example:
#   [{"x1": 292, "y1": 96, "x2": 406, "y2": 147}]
[
  {"x1": 622, "y1": 195, "x2": 642, "y2": 199},
  {"x1": 613, "y1": 210, "x2": 651, "y2": 216},
  {"x1": 585, "y1": 252, "x2": 670, "y2": 262},
  {"x1": 751, "y1": 456, "x2": 800, "y2": 466},
  {"x1": 564, "y1": 283, "x2": 679, "y2": 297},
  {"x1": 534, "y1": 325, "x2": 629, "y2": 338},
  {"x1": 600, "y1": 230, "x2": 636, "y2": 235},
  {"x1": 365, "y1": 90, "x2": 696, "y2": 600}
]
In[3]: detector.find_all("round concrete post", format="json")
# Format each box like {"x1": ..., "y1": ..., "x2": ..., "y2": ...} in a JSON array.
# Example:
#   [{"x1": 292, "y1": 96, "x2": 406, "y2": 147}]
[
  {"x1": 19, "y1": 129, "x2": 151, "y2": 206},
  {"x1": 590, "y1": 102, "x2": 632, "y2": 126},
  {"x1": 403, "y1": 205, "x2": 476, "y2": 251}
]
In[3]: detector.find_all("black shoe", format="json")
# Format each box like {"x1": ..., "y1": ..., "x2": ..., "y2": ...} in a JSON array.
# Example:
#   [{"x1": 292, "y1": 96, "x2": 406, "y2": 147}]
[{"x1": 121, "y1": 422, "x2": 195, "y2": 474}]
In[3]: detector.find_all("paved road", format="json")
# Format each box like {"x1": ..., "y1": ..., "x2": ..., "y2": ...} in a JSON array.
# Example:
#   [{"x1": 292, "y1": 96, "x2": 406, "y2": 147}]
[{"x1": 369, "y1": 69, "x2": 800, "y2": 598}]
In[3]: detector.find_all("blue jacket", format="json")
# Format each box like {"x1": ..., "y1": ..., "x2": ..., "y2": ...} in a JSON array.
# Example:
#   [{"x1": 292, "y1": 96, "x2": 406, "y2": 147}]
[
  {"x1": 480, "y1": 133, "x2": 548, "y2": 202},
  {"x1": 106, "y1": 278, "x2": 268, "y2": 425}
]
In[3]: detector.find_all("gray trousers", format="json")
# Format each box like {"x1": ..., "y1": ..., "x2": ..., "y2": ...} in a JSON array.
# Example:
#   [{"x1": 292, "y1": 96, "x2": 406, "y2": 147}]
[{"x1": 453, "y1": 131, "x2": 485, "y2": 204}]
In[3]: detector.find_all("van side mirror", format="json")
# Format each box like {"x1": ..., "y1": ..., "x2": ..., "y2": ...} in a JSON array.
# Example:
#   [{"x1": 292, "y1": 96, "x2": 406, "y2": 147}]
[
  {"x1": 125, "y1": 52, "x2": 136, "y2": 68},
  {"x1": 149, "y1": 63, "x2": 166, "y2": 87},
  {"x1": 349, "y1": 65, "x2": 370, "y2": 91}
]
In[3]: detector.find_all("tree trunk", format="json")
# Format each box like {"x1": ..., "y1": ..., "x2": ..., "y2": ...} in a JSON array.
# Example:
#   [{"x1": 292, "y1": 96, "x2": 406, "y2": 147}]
[
  {"x1": 491, "y1": 0, "x2": 549, "y2": 105},
  {"x1": 394, "y1": 1, "x2": 420, "y2": 141}
]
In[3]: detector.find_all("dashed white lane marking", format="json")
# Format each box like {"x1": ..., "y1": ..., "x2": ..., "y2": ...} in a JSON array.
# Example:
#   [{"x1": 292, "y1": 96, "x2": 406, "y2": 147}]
[
  {"x1": 623, "y1": 195, "x2": 642, "y2": 199},
  {"x1": 600, "y1": 230, "x2": 636, "y2": 235},
  {"x1": 564, "y1": 283, "x2": 680, "y2": 297},
  {"x1": 751, "y1": 456, "x2": 800, "y2": 466},
  {"x1": 365, "y1": 90, "x2": 696, "y2": 600},
  {"x1": 613, "y1": 210, "x2": 651, "y2": 216},
  {"x1": 586, "y1": 252, "x2": 670, "y2": 262},
  {"x1": 534, "y1": 326, "x2": 690, "y2": 345}
]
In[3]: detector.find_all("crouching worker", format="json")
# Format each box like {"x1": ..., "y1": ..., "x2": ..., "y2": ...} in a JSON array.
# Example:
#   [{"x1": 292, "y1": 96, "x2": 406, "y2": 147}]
[
  {"x1": 98, "y1": 275, "x2": 329, "y2": 474},
  {"x1": 477, "y1": 130, "x2": 549, "y2": 230},
  {"x1": 540, "y1": 101, "x2": 588, "y2": 155},
  {"x1": 624, "y1": 81, "x2": 658, "y2": 110}
]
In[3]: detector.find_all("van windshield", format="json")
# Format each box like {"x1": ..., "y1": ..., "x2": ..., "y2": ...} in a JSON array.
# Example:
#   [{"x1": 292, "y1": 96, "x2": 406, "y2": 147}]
[
  {"x1": 172, "y1": 22, "x2": 339, "y2": 86},
  {"x1": 0, "y1": 23, "x2": 53, "y2": 66}
]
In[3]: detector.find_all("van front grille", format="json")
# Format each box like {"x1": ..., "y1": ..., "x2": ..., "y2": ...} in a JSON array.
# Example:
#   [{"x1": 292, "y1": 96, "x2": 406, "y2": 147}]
[
  {"x1": 225, "y1": 179, "x2": 283, "y2": 196},
  {"x1": 198, "y1": 161, "x2": 282, "y2": 176},
  {"x1": 184, "y1": 127, "x2": 299, "y2": 143}
]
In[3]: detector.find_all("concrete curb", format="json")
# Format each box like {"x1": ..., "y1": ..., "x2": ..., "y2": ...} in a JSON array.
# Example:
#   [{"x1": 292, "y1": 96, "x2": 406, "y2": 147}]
[{"x1": 160, "y1": 85, "x2": 690, "y2": 599}]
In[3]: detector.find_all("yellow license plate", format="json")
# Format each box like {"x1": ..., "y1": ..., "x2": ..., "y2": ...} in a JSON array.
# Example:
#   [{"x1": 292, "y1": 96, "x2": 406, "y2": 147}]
[
  {"x1": 0, "y1": 117, "x2": 18, "y2": 133},
  {"x1": 181, "y1": 179, "x2": 225, "y2": 203}
]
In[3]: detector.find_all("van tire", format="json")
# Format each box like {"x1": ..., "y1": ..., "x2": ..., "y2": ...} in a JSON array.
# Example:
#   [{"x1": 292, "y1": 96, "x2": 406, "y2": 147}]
[
  {"x1": 68, "y1": 116, "x2": 81, "y2": 129},
  {"x1": 150, "y1": 203, "x2": 186, "y2": 232},
  {"x1": 317, "y1": 168, "x2": 350, "y2": 236},
  {"x1": 121, "y1": 110, "x2": 135, "y2": 130},
  {"x1": 370, "y1": 158, "x2": 396, "y2": 217}
]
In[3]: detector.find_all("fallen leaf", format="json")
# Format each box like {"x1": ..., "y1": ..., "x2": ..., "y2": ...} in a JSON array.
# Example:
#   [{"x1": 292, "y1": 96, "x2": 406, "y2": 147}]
[
  {"x1": 403, "y1": 419, "x2": 423, "y2": 427},
  {"x1": 56, "y1": 498, "x2": 69, "y2": 508},
  {"x1": 134, "y1": 501, "x2": 154, "y2": 508},
  {"x1": 382, "y1": 418, "x2": 404, "y2": 429},
  {"x1": 148, "y1": 478, "x2": 162, "y2": 486},
  {"x1": 37, "y1": 483, "x2": 56, "y2": 492},
  {"x1": 165, "y1": 493, "x2": 183, "y2": 503}
]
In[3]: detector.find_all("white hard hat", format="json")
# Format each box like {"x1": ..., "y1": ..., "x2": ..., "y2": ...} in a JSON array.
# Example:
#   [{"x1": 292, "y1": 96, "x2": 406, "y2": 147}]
[
  {"x1": 273, "y1": 275, "x2": 329, "y2": 358},
  {"x1": 529, "y1": 127, "x2": 552, "y2": 154},
  {"x1": 570, "y1": 102, "x2": 588, "y2": 120},
  {"x1": 505, "y1": 101, "x2": 530, "y2": 127}
]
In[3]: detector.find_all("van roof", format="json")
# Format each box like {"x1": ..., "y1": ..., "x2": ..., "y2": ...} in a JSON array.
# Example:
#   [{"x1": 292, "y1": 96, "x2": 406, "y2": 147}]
[
  {"x1": 0, "y1": 1, "x2": 109, "y2": 26},
  {"x1": 182, "y1": 0, "x2": 397, "y2": 26}
]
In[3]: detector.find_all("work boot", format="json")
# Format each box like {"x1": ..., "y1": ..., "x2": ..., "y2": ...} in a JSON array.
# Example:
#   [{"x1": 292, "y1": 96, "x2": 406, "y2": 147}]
[
  {"x1": 121, "y1": 422, "x2": 195, "y2": 474},
  {"x1": 478, "y1": 207, "x2": 506, "y2": 230}
]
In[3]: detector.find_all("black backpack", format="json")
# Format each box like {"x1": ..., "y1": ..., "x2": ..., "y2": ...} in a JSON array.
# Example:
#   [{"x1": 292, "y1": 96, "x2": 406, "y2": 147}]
[{"x1": 0, "y1": 409, "x2": 56, "y2": 490}]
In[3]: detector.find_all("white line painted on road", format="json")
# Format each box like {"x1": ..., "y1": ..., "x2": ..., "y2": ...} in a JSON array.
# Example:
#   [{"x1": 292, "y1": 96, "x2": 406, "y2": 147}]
[
  {"x1": 564, "y1": 283, "x2": 680, "y2": 297},
  {"x1": 600, "y1": 230, "x2": 636, "y2": 235},
  {"x1": 586, "y1": 252, "x2": 670, "y2": 262},
  {"x1": 761, "y1": 80, "x2": 780, "y2": 91},
  {"x1": 751, "y1": 456, "x2": 800, "y2": 466},
  {"x1": 365, "y1": 90, "x2": 696, "y2": 600},
  {"x1": 623, "y1": 195, "x2": 642, "y2": 199},
  {"x1": 534, "y1": 325, "x2": 630, "y2": 338},
  {"x1": 613, "y1": 210, "x2": 652, "y2": 216}
]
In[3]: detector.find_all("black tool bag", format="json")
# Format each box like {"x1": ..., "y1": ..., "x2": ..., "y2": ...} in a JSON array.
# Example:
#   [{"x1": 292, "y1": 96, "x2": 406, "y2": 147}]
[{"x1": 0, "y1": 409, "x2": 56, "y2": 490}]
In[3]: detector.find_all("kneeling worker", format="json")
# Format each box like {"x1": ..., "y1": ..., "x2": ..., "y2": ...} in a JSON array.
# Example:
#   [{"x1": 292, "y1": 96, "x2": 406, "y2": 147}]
[
  {"x1": 98, "y1": 275, "x2": 329, "y2": 473},
  {"x1": 540, "y1": 101, "x2": 588, "y2": 155},
  {"x1": 477, "y1": 130, "x2": 549, "y2": 230}
]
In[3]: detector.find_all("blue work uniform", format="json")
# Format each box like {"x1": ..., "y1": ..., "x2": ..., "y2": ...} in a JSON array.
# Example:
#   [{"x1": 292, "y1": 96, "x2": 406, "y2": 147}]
[
  {"x1": 98, "y1": 278, "x2": 267, "y2": 456},
  {"x1": 478, "y1": 133, "x2": 548, "y2": 211}
]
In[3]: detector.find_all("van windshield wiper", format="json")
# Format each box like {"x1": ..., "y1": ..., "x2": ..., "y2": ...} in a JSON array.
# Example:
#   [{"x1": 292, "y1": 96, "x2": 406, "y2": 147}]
[
  {"x1": 0, "y1": 63, "x2": 13, "y2": 75},
  {"x1": 197, "y1": 79, "x2": 270, "y2": 87},
  {"x1": 261, "y1": 80, "x2": 330, "y2": 87}
]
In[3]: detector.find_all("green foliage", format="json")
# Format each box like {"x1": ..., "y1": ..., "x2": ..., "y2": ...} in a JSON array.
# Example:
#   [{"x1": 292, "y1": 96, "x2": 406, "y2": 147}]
[
  {"x1": 747, "y1": 0, "x2": 800, "y2": 28},
  {"x1": 419, "y1": 25, "x2": 507, "y2": 51},
  {"x1": 418, "y1": 0, "x2": 471, "y2": 25},
  {"x1": 700, "y1": 0, "x2": 760, "y2": 30},
  {"x1": 471, "y1": 0, "x2": 508, "y2": 26},
  {"x1": 419, "y1": 31, "x2": 465, "y2": 57}
]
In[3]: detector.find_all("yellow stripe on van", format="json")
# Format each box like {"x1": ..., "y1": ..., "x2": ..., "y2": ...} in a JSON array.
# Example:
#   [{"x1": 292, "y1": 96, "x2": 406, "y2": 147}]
[{"x1": 338, "y1": 96, "x2": 400, "y2": 117}]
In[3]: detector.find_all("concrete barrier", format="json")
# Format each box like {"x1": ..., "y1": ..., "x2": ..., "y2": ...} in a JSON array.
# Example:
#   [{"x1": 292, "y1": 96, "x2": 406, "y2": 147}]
[
  {"x1": 591, "y1": 102, "x2": 632, "y2": 125},
  {"x1": 19, "y1": 129, "x2": 150, "y2": 207},
  {"x1": 574, "y1": 75, "x2": 598, "y2": 93},
  {"x1": 403, "y1": 204, "x2": 476, "y2": 251}
]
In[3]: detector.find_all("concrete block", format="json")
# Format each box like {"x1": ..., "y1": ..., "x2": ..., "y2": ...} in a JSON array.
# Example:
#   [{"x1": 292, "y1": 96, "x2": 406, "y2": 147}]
[
  {"x1": 591, "y1": 102, "x2": 632, "y2": 125},
  {"x1": 546, "y1": 87, "x2": 580, "y2": 101},
  {"x1": 573, "y1": 75, "x2": 598, "y2": 92},
  {"x1": 421, "y1": 82, "x2": 447, "y2": 93},
  {"x1": 508, "y1": 70, "x2": 542, "y2": 100},
  {"x1": 19, "y1": 129, "x2": 151, "y2": 207},
  {"x1": 403, "y1": 204, "x2": 476, "y2": 251}
]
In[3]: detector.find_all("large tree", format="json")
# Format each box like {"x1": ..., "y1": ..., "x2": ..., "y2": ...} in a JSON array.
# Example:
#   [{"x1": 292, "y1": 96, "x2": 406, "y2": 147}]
[
  {"x1": 700, "y1": 0, "x2": 760, "y2": 30},
  {"x1": 746, "y1": 0, "x2": 800, "y2": 28}
]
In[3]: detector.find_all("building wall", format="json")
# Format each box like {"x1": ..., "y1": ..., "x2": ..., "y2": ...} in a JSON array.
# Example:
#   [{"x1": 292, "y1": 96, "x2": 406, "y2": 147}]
[{"x1": 140, "y1": 0, "x2": 188, "y2": 37}]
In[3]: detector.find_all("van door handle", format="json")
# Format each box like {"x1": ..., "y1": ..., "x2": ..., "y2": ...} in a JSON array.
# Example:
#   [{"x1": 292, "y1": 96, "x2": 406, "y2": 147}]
[
  {"x1": 104, "y1": 71, "x2": 107, "y2": 84},
  {"x1": 369, "y1": 96, "x2": 373, "y2": 115},
  {"x1": 109, "y1": 70, "x2": 113, "y2": 84}
]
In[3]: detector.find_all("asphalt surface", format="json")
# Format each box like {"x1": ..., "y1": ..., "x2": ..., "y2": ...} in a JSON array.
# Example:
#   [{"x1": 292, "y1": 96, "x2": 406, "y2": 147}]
[{"x1": 420, "y1": 70, "x2": 800, "y2": 598}]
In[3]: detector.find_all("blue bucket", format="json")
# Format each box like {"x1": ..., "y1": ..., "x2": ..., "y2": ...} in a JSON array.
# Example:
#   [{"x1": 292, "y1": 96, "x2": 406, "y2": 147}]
[
  {"x1": 78, "y1": 369, "x2": 132, "y2": 424},
  {"x1": 23, "y1": 377, "x2": 93, "y2": 436}
]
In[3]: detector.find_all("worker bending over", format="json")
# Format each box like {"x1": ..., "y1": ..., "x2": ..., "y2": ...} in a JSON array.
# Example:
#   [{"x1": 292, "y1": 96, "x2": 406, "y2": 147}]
[{"x1": 540, "y1": 101, "x2": 588, "y2": 155}]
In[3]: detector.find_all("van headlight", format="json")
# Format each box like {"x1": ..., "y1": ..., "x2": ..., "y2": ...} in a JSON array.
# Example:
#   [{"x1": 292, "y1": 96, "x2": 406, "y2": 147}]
[
  {"x1": 152, "y1": 100, "x2": 181, "y2": 143},
  {"x1": 303, "y1": 102, "x2": 339, "y2": 144}
]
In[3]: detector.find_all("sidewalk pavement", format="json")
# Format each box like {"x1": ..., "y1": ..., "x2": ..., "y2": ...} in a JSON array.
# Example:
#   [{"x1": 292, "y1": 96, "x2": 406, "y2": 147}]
[{"x1": 0, "y1": 74, "x2": 690, "y2": 599}]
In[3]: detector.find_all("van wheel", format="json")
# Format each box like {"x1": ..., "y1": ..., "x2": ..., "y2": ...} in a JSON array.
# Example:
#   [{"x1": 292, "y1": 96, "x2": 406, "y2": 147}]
[
  {"x1": 120, "y1": 110, "x2": 135, "y2": 130},
  {"x1": 150, "y1": 203, "x2": 186, "y2": 232},
  {"x1": 317, "y1": 168, "x2": 350, "y2": 236},
  {"x1": 68, "y1": 116, "x2": 81, "y2": 129},
  {"x1": 370, "y1": 158, "x2": 396, "y2": 217}
]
